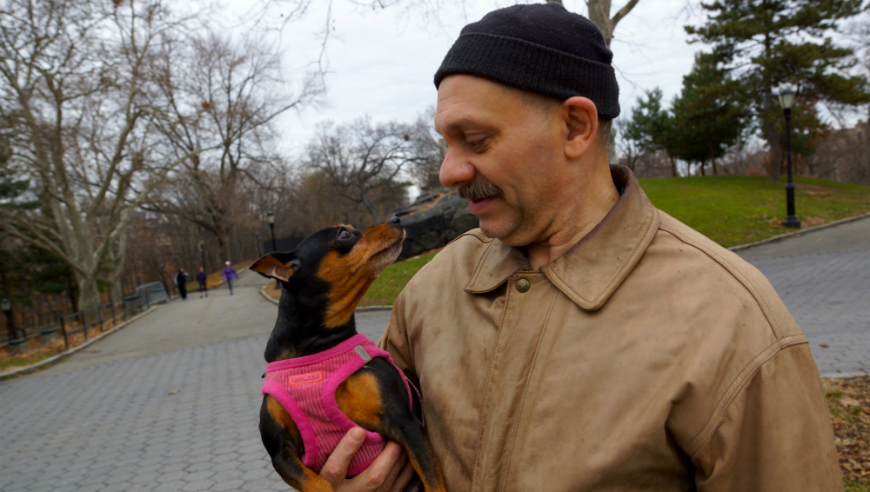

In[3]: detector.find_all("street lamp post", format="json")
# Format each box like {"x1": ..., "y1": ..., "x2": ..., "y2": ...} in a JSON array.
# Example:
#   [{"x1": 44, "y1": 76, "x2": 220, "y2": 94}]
[
  {"x1": 777, "y1": 89, "x2": 801, "y2": 229},
  {"x1": 266, "y1": 212, "x2": 277, "y2": 253}
]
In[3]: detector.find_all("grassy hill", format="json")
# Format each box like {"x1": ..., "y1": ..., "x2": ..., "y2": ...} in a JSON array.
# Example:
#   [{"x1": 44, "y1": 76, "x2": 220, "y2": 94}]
[
  {"x1": 360, "y1": 175, "x2": 870, "y2": 307},
  {"x1": 641, "y1": 176, "x2": 870, "y2": 247}
]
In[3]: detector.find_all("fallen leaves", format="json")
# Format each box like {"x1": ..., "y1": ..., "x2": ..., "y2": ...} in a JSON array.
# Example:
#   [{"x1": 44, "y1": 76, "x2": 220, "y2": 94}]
[{"x1": 823, "y1": 376, "x2": 870, "y2": 487}]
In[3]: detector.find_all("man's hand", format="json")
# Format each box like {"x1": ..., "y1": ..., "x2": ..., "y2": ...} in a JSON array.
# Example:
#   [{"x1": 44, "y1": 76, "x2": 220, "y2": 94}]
[{"x1": 320, "y1": 427, "x2": 417, "y2": 492}]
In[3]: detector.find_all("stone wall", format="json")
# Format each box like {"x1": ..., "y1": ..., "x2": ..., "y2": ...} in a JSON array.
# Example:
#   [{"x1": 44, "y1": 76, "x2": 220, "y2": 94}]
[{"x1": 393, "y1": 188, "x2": 478, "y2": 260}]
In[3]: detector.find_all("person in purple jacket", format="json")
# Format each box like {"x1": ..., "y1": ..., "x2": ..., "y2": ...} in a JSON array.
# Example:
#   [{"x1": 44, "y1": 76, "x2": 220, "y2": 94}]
[
  {"x1": 196, "y1": 266, "x2": 208, "y2": 298},
  {"x1": 222, "y1": 261, "x2": 239, "y2": 295}
]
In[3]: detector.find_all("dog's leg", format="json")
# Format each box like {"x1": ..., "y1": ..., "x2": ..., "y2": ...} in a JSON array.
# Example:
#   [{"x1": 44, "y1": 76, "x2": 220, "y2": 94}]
[
  {"x1": 337, "y1": 363, "x2": 447, "y2": 492},
  {"x1": 260, "y1": 395, "x2": 333, "y2": 492}
]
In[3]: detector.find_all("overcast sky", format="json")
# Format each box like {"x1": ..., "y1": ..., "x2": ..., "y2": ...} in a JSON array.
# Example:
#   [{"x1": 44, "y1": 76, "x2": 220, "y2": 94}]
[{"x1": 219, "y1": 0, "x2": 703, "y2": 158}]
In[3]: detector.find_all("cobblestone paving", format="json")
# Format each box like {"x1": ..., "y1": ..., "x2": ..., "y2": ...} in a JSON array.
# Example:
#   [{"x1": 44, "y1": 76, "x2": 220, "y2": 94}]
[
  {"x1": 0, "y1": 334, "x2": 282, "y2": 492},
  {"x1": 747, "y1": 248, "x2": 870, "y2": 377},
  {"x1": 0, "y1": 303, "x2": 391, "y2": 491}
]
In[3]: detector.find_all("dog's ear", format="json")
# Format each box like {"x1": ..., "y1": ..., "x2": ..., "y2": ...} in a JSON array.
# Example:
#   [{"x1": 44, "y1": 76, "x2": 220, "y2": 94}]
[{"x1": 250, "y1": 253, "x2": 301, "y2": 282}]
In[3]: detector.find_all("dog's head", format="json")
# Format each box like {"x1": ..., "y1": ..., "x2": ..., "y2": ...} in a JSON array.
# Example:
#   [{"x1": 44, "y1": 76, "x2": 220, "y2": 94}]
[{"x1": 251, "y1": 218, "x2": 405, "y2": 328}]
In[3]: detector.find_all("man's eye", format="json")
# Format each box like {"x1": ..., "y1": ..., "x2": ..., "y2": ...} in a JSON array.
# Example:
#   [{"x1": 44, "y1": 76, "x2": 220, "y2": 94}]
[
  {"x1": 339, "y1": 230, "x2": 352, "y2": 240},
  {"x1": 466, "y1": 137, "x2": 485, "y2": 150}
]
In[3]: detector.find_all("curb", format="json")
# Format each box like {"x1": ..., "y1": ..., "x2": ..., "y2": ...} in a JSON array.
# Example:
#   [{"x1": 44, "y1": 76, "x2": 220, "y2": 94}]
[
  {"x1": 258, "y1": 284, "x2": 393, "y2": 313},
  {"x1": 727, "y1": 212, "x2": 870, "y2": 252},
  {"x1": 259, "y1": 284, "x2": 279, "y2": 305},
  {"x1": 357, "y1": 305, "x2": 393, "y2": 312},
  {"x1": 0, "y1": 306, "x2": 158, "y2": 381},
  {"x1": 821, "y1": 372, "x2": 869, "y2": 380}
]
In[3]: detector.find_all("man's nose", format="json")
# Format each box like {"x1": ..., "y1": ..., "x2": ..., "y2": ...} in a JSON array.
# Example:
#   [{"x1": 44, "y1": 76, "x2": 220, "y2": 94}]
[{"x1": 439, "y1": 151, "x2": 476, "y2": 188}]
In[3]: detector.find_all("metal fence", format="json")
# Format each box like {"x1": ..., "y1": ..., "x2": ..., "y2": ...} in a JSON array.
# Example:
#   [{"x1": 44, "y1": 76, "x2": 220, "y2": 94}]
[
  {"x1": 136, "y1": 281, "x2": 169, "y2": 307},
  {"x1": 1, "y1": 282, "x2": 170, "y2": 350}
]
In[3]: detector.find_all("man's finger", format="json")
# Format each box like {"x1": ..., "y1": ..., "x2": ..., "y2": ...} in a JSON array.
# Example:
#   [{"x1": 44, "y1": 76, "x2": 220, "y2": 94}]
[
  {"x1": 321, "y1": 427, "x2": 367, "y2": 485},
  {"x1": 390, "y1": 459, "x2": 416, "y2": 492},
  {"x1": 353, "y1": 441, "x2": 403, "y2": 491},
  {"x1": 379, "y1": 447, "x2": 408, "y2": 492}
]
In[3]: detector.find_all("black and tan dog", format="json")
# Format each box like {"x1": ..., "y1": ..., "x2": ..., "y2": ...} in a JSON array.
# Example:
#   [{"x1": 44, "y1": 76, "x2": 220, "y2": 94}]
[{"x1": 250, "y1": 217, "x2": 445, "y2": 492}]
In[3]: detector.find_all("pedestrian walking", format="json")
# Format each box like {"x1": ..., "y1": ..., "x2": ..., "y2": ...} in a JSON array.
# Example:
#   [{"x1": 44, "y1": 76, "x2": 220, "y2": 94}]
[
  {"x1": 174, "y1": 268, "x2": 189, "y2": 301},
  {"x1": 222, "y1": 261, "x2": 238, "y2": 295},
  {"x1": 196, "y1": 266, "x2": 208, "y2": 298}
]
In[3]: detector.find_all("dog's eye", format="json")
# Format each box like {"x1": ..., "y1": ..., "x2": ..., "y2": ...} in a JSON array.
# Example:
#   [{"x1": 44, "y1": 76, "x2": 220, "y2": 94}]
[{"x1": 338, "y1": 229, "x2": 352, "y2": 241}]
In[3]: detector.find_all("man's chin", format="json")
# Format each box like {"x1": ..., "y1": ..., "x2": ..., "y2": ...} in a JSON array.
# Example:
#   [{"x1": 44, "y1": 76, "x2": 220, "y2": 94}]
[{"x1": 478, "y1": 218, "x2": 525, "y2": 245}]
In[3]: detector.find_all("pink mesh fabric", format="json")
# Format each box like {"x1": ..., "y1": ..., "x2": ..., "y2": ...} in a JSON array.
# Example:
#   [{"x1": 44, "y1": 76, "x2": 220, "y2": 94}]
[{"x1": 261, "y1": 334, "x2": 412, "y2": 476}]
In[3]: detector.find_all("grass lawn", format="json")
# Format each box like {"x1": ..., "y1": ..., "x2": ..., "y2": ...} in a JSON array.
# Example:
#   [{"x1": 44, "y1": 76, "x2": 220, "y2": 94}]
[
  {"x1": 640, "y1": 176, "x2": 870, "y2": 247},
  {"x1": 359, "y1": 252, "x2": 440, "y2": 307}
]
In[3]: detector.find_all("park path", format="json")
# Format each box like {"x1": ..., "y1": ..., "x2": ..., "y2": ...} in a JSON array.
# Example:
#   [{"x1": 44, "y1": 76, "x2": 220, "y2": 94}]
[
  {"x1": 0, "y1": 217, "x2": 867, "y2": 492},
  {"x1": 0, "y1": 270, "x2": 393, "y2": 492},
  {"x1": 735, "y1": 216, "x2": 870, "y2": 377}
]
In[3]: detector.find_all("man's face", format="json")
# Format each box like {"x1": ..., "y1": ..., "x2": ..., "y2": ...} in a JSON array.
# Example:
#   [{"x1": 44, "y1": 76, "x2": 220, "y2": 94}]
[{"x1": 435, "y1": 75, "x2": 565, "y2": 246}]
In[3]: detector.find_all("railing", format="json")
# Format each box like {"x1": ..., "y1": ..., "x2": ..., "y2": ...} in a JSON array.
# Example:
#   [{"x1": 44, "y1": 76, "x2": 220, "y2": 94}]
[
  {"x1": 1, "y1": 282, "x2": 170, "y2": 350},
  {"x1": 136, "y1": 281, "x2": 169, "y2": 307}
]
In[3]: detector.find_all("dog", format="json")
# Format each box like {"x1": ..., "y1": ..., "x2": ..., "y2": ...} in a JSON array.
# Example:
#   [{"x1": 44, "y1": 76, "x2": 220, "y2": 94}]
[{"x1": 251, "y1": 217, "x2": 446, "y2": 492}]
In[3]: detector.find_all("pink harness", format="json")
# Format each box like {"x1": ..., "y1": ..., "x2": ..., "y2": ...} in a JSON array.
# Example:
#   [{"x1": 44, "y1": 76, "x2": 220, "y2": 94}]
[{"x1": 261, "y1": 334, "x2": 417, "y2": 476}]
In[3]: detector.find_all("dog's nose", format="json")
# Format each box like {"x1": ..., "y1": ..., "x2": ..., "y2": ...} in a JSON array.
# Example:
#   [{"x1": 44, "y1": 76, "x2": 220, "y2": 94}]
[{"x1": 389, "y1": 216, "x2": 402, "y2": 225}]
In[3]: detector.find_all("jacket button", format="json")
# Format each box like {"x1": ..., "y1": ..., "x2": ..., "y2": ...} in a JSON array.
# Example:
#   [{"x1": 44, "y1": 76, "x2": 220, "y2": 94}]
[{"x1": 516, "y1": 278, "x2": 530, "y2": 293}]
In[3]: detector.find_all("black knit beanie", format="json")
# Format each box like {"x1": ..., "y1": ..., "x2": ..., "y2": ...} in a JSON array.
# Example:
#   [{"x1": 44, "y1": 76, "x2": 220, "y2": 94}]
[{"x1": 434, "y1": 3, "x2": 620, "y2": 118}]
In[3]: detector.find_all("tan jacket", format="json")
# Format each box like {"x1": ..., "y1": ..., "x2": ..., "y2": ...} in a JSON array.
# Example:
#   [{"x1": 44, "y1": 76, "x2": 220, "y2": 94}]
[{"x1": 379, "y1": 167, "x2": 842, "y2": 492}]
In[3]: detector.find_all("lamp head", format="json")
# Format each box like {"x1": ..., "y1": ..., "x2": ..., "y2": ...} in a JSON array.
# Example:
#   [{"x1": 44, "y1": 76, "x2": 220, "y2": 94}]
[
  {"x1": 266, "y1": 212, "x2": 275, "y2": 225},
  {"x1": 777, "y1": 89, "x2": 796, "y2": 110},
  {"x1": 1, "y1": 298, "x2": 10, "y2": 311}
]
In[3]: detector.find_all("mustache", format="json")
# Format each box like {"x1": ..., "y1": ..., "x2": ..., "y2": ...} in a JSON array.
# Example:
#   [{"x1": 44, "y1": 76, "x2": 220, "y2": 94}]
[{"x1": 458, "y1": 179, "x2": 504, "y2": 201}]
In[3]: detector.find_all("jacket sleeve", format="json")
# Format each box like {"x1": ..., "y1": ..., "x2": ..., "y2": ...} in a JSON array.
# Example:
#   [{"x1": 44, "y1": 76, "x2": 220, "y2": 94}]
[
  {"x1": 691, "y1": 343, "x2": 843, "y2": 491},
  {"x1": 377, "y1": 292, "x2": 420, "y2": 389}
]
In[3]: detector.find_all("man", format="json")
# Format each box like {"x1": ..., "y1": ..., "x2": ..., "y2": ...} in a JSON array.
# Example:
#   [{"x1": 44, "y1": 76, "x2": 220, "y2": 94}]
[
  {"x1": 222, "y1": 261, "x2": 238, "y2": 295},
  {"x1": 174, "y1": 268, "x2": 188, "y2": 301},
  {"x1": 196, "y1": 266, "x2": 208, "y2": 298},
  {"x1": 319, "y1": 4, "x2": 841, "y2": 492}
]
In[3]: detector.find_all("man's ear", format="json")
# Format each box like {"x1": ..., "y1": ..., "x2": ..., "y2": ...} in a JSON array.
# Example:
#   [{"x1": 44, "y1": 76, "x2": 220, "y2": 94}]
[
  {"x1": 250, "y1": 253, "x2": 301, "y2": 282},
  {"x1": 561, "y1": 96, "x2": 598, "y2": 159}
]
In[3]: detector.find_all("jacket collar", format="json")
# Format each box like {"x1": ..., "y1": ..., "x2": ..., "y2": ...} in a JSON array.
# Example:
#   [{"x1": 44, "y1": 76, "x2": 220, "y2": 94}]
[{"x1": 464, "y1": 165, "x2": 660, "y2": 311}]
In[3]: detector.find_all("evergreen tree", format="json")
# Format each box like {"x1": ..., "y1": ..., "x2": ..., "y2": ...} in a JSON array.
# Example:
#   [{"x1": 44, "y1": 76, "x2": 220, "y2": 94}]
[
  {"x1": 624, "y1": 88, "x2": 679, "y2": 176},
  {"x1": 669, "y1": 52, "x2": 750, "y2": 175},
  {"x1": 686, "y1": 0, "x2": 870, "y2": 181}
]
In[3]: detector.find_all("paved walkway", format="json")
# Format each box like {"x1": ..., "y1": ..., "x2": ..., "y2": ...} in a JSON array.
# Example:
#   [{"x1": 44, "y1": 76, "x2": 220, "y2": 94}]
[
  {"x1": 734, "y1": 217, "x2": 870, "y2": 377},
  {"x1": 0, "y1": 218, "x2": 866, "y2": 491},
  {"x1": 0, "y1": 271, "x2": 391, "y2": 492}
]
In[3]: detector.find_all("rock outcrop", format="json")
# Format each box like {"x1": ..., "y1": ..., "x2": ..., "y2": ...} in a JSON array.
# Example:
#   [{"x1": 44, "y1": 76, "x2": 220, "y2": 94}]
[{"x1": 394, "y1": 188, "x2": 478, "y2": 260}]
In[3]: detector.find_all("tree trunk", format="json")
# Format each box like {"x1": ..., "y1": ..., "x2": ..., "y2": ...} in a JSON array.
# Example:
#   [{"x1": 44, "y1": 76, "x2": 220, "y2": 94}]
[
  {"x1": 217, "y1": 229, "x2": 232, "y2": 265},
  {"x1": 712, "y1": 158, "x2": 718, "y2": 175},
  {"x1": 4, "y1": 309, "x2": 17, "y2": 341},
  {"x1": 764, "y1": 119, "x2": 783, "y2": 182},
  {"x1": 762, "y1": 30, "x2": 781, "y2": 182},
  {"x1": 76, "y1": 273, "x2": 101, "y2": 323},
  {"x1": 700, "y1": 161, "x2": 706, "y2": 176},
  {"x1": 110, "y1": 280, "x2": 123, "y2": 306},
  {"x1": 66, "y1": 272, "x2": 79, "y2": 313},
  {"x1": 670, "y1": 156, "x2": 678, "y2": 177},
  {"x1": 608, "y1": 125, "x2": 617, "y2": 165},
  {"x1": 361, "y1": 192, "x2": 381, "y2": 225},
  {"x1": 588, "y1": 0, "x2": 614, "y2": 47}
]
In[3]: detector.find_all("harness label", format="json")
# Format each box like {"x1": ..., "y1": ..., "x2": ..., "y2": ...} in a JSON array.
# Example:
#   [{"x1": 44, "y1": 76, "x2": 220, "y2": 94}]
[{"x1": 288, "y1": 371, "x2": 323, "y2": 386}]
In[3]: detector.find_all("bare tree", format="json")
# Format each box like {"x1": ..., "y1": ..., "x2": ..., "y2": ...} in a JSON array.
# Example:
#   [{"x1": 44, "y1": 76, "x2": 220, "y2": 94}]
[
  {"x1": 407, "y1": 107, "x2": 444, "y2": 190},
  {"x1": 303, "y1": 117, "x2": 419, "y2": 224},
  {"x1": 0, "y1": 0, "x2": 200, "y2": 311},
  {"x1": 144, "y1": 30, "x2": 324, "y2": 263},
  {"x1": 615, "y1": 118, "x2": 642, "y2": 173}
]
